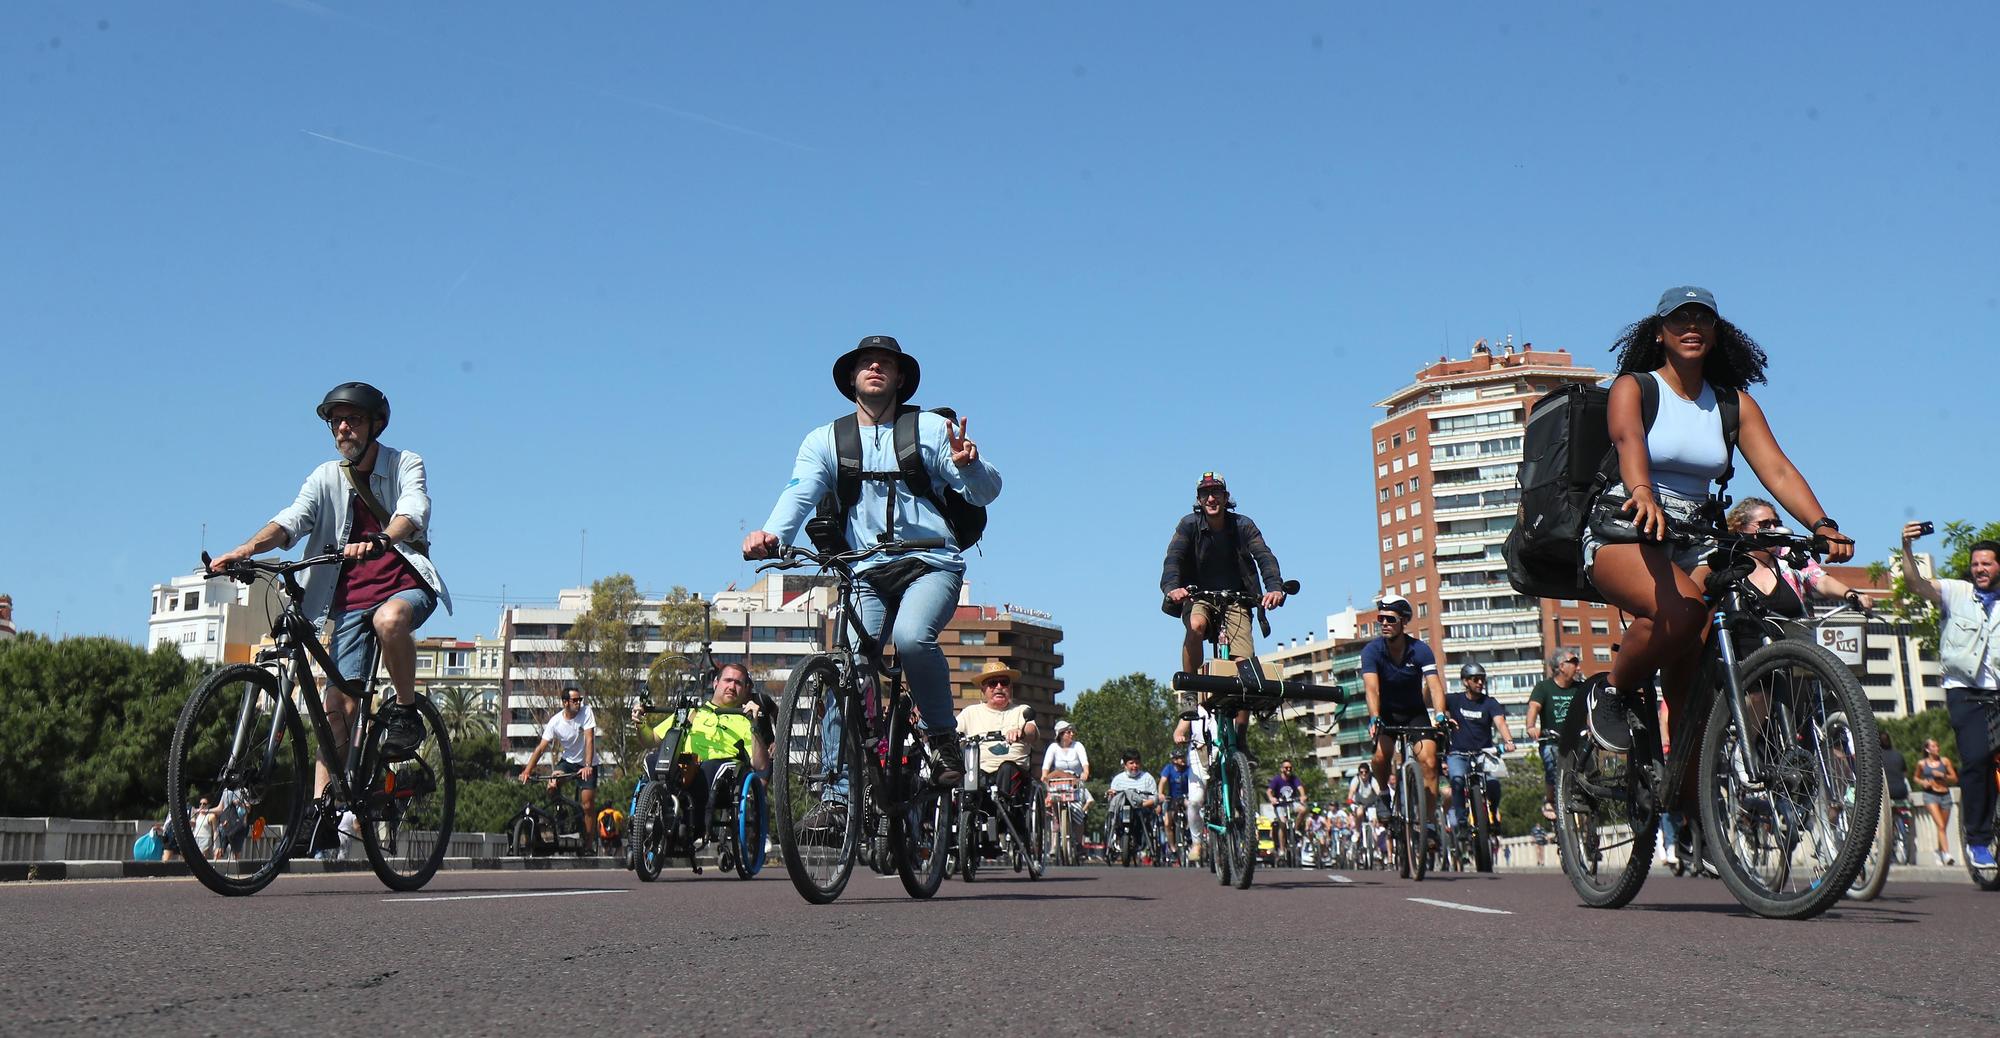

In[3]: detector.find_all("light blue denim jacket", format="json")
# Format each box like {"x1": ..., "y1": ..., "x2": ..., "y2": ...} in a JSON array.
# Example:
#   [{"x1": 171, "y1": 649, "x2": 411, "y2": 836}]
[
  {"x1": 761, "y1": 411, "x2": 1001, "y2": 573},
  {"x1": 269, "y1": 444, "x2": 453, "y2": 631}
]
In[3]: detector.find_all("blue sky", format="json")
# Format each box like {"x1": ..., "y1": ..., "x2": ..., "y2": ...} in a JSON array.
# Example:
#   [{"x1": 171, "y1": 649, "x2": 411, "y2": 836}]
[{"x1": 6, "y1": 2, "x2": 1996, "y2": 697}]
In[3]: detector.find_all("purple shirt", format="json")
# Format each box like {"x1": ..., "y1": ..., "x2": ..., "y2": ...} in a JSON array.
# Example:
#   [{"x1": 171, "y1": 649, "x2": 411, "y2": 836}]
[{"x1": 1268, "y1": 774, "x2": 1303, "y2": 803}]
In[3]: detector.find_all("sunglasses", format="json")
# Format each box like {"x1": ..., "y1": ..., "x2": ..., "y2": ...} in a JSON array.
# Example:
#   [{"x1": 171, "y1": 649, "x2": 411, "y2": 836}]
[
  {"x1": 984, "y1": 679, "x2": 1012, "y2": 689},
  {"x1": 1377, "y1": 615, "x2": 1404, "y2": 624},
  {"x1": 1749, "y1": 517, "x2": 1782, "y2": 530},
  {"x1": 564, "y1": 697, "x2": 582, "y2": 704}
]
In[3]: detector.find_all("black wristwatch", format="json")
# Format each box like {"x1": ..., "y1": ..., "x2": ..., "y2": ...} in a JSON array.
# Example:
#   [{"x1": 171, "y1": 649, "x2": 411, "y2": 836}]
[{"x1": 1809, "y1": 517, "x2": 1839, "y2": 534}]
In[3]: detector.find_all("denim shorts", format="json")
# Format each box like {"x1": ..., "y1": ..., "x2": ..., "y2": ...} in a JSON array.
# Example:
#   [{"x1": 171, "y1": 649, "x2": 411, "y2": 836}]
[
  {"x1": 329, "y1": 586, "x2": 437, "y2": 688},
  {"x1": 1581, "y1": 484, "x2": 1714, "y2": 577}
]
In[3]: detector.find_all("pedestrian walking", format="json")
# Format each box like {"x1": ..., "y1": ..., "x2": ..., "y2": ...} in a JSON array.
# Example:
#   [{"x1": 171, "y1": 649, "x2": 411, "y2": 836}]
[{"x1": 1916, "y1": 738, "x2": 1959, "y2": 866}]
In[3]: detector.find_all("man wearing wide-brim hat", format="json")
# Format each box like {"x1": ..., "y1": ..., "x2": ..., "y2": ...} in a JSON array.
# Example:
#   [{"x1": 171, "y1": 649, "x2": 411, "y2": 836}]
[
  {"x1": 958, "y1": 658, "x2": 1039, "y2": 825},
  {"x1": 743, "y1": 335, "x2": 1003, "y2": 817}
]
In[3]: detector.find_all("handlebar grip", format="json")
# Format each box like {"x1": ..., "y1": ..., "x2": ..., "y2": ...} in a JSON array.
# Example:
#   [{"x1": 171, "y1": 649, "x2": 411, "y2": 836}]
[
  {"x1": 896, "y1": 537, "x2": 948, "y2": 550},
  {"x1": 1171, "y1": 673, "x2": 1243, "y2": 696}
]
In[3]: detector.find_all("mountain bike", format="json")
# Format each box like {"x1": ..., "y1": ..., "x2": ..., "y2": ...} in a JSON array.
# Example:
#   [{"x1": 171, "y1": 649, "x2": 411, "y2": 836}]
[
  {"x1": 1449, "y1": 747, "x2": 1507, "y2": 873},
  {"x1": 1170, "y1": 581, "x2": 1343, "y2": 890},
  {"x1": 1376, "y1": 723, "x2": 1448, "y2": 881},
  {"x1": 170, "y1": 553, "x2": 455, "y2": 896},
  {"x1": 511, "y1": 768, "x2": 590, "y2": 858},
  {"x1": 758, "y1": 538, "x2": 953, "y2": 903},
  {"x1": 1553, "y1": 520, "x2": 1881, "y2": 919}
]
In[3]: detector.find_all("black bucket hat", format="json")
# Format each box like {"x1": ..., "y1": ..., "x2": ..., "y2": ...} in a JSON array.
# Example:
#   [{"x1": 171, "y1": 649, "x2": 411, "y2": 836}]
[{"x1": 832, "y1": 334, "x2": 921, "y2": 403}]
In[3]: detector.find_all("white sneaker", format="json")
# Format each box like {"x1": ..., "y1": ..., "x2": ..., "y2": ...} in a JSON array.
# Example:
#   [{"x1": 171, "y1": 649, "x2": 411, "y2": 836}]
[
  {"x1": 1662, "y1": 844, "x2": 1679, "y2": 866},
  {"x1": 1944, "y1": 853, "x2": 1957, "y2": 866}
]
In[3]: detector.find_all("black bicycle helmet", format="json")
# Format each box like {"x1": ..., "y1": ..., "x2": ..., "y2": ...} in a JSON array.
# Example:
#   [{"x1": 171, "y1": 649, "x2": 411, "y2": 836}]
[
  {"x1": 317, "y1": 382, "x2": 390, "y2": 432},
  {"x1": 1460, "y1": 661, "x2": 1487, "y2": 681}
]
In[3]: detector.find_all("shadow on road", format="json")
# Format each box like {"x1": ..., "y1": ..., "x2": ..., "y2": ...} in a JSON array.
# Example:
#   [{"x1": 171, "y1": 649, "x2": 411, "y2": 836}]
[{"x1": 258, "y1": 883, "x2": 624, "y2": 899}]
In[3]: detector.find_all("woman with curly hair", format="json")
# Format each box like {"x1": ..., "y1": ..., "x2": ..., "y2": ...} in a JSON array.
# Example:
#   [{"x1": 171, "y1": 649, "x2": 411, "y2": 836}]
[{"x1": 1582, "y1": 286, "x2": 1855, "y2": 753}]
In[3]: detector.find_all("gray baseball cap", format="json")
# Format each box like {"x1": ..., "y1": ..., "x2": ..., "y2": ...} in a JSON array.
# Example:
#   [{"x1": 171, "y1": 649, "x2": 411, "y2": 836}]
[{"x1": 1656, "y1": 286, "x2": 1719, "y2": 318}]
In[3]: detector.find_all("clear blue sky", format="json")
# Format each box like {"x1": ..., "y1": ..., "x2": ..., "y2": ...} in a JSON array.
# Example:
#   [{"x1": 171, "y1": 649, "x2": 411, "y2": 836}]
[{"x1": 7, "y1": 2, "x2": 1996, "y2": 697}]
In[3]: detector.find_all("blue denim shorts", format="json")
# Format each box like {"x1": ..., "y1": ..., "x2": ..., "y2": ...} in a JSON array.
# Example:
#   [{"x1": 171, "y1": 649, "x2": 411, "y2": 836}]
[
  {"x1": 328, "y1": 586, "x2": 437, "y2": 688},
  {"x1": 1581, "y1": 484, "x2": 1714, "y2": 577}
]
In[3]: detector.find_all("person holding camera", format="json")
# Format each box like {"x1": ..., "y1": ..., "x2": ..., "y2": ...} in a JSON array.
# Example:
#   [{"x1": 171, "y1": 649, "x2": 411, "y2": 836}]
[{"x1": 1899, "y1": 521, "x2": 2000, "y2": 873}]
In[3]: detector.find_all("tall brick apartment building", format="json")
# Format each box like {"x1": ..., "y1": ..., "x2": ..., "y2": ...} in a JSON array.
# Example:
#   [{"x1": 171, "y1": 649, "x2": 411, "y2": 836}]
[{"x1": 1369, "y1": 339, "x2": 1614, "y2": 707}]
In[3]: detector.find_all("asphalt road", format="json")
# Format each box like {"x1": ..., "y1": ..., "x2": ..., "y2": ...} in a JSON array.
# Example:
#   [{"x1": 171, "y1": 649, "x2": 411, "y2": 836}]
[{"x1": 4, "y1": 862, "x2": 1993, "y2": 1036}]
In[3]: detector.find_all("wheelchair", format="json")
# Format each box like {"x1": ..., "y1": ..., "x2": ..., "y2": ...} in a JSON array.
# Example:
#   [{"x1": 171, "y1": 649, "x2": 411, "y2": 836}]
[{"x1": 627, "y1": 696, "x2": 771, "y2": 881}]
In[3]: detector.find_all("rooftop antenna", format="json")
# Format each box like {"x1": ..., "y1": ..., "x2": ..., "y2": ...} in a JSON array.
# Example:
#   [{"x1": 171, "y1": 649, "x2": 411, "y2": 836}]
[{"x1": 578, "y1": 528, "x2": 587, "y2": 588}]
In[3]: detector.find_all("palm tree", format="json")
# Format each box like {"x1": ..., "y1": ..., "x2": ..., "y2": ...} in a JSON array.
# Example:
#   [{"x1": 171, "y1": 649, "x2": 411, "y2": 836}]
[{"x1": 434, "y1": 686, "x2": 496, "y2": 747}]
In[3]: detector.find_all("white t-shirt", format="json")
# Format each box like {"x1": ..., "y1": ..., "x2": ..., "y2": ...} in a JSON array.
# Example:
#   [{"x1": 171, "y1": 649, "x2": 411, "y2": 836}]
[
  {"x1": 958, "y1": 702, "x2": 1033, "y2": 773},
  {"x1": 542, "y1": 705, "x2": 598, "y2": 765},
  {"x1": 1043, "y1": 741, "x2": 1089, "y2": 776}
]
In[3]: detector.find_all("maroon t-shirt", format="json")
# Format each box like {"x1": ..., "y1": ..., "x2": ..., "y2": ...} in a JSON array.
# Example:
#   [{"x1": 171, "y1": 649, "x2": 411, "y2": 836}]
[{"x1": 333, "y1": 492, "x2": 424, "y2": 613}]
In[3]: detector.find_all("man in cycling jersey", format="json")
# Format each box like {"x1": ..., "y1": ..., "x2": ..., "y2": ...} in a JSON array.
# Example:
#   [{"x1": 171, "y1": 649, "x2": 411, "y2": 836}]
[
  {"x1": 1158, "y1": 748, "x2": 1193, "y2": 860},
  {"x1": 743, "y1": 335, "x2": 1003, "y2": 827},
  {"x1": 1108, "y1": 750, "x2": 1162, "y2": 865},
  {"x1": 1361, "y1": 595, "x2": 1449, "y2": 815},
  {"x1": 1443, "y1": 662, "x2": 1515, "y2": 830},
  {"x1": 208, "y1": 383, "x2": 450, "y2": 849},
  {"x1": 1266, "y1": 759, "x2": 1307, "y2": 859},
  {"x1": 1161, "y1": 472, "x2": 1287, "y2": 675},
  {"x1": 629, "y1": 662, "x2": 774, "y2": 835},
  {"x1": 958, "y1": 660, "x2": 1039, "y2": 832}
]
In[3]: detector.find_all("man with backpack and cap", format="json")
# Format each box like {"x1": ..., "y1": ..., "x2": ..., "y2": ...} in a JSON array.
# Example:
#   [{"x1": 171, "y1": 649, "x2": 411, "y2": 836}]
[
  {"x1": 1442, "y1": 661, "x2": 1514, "y2": 832},
  {"x1": 744, "y1": 336, "x2": 1002, "y2": 824},
  {"x1": 1161, "y1": 471, "x2": 1288, "y2": 676}
]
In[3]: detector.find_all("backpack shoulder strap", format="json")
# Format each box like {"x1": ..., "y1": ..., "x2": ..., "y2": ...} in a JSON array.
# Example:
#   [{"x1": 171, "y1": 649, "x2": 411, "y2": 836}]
[
  {"x1": 1714, "y1": 384, "x2": 1741, "y2": 492},
  {"x1": 894, "y1": 405, "x2": 943, "y2": 507},
  {"x1": 831, "y1": 414, "x2": 863, "y2": 511},
  {"x1": 1635, "y1": 370, "x2": 1660, "y2": 432}
]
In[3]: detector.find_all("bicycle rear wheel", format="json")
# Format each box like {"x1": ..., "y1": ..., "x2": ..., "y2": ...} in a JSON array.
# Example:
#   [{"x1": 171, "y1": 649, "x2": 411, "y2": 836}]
[
  {"x1": 1554, "y1": 741, "x2": 1654, "y2": 908},
  {"x1": 1226, "y1": 752, "x2": 1257, "y2": 889},
  {"x1": 632, "y1": 783, "x2": 667, "y2": 882},
  {"x1": 1023, "y1": 784, "x2": 1049, "y2": 880},
  {"x1": 1699, "y1": 642, "x2": 1880, "y2": 919},
  {"x1": 1846, "y1": 779, "x2": 1892, "y2": 901},
  {"x1": 1471, "y1": 784, "x2": 1495, "y2": 873},
  {"x1": 359, "y1": 694, "x2": 456, "y2": 892},
  {"x1": 958, "y1": 795, "x2": 981, "y2": 882},
  {"x1": 772, "y1": 656, "x2": 862, "y2": 904},
  {"x1": 168, "y1": 664, "x2": 309, "y2": 897}
]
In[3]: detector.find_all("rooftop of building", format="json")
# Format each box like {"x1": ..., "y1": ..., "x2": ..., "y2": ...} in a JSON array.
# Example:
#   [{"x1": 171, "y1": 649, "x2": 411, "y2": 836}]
[{"x1": 1375, "y1": 338, "x2": 1605, "y2": 410}]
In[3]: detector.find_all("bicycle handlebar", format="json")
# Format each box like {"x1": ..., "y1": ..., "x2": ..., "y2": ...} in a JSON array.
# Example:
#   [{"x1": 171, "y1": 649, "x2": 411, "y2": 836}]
[
  {"x1": 201, "y1": 551, "x2": 344, "y2": 584},
  {"x1": 1178, "y1": 579, "x2": 1303, "y2": 606},
  {"x1": 753, "y1": 537, "x2": 950, "y2": 573},
  {"x1": 1172, "y1": 671, "x2": 1346, "y2": 705}
]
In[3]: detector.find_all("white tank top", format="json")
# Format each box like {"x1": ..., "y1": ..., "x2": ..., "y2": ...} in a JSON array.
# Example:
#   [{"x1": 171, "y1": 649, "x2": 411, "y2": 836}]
[{"x1": 1642, "y1": 371, "x2": 1728, "y2": 500}]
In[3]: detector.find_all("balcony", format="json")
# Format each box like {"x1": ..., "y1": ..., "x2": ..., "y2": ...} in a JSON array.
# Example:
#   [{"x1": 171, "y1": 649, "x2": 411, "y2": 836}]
[
  {"x1": 1435, "y1": 554, "x2": 1505, "y2": 574},
  {"x1": 1439, "y1": 605, "x2": 1540, "y2": 623},
  {"x1": 1443, "y1": 632, "x2": 1543, "y2": 651},
  {"x1": 1432, "y1": 449, "x2": 1522, "y2": 472},
  {"x1": 1431, "y1": 501, "x2": 1517, "y2": 521}
]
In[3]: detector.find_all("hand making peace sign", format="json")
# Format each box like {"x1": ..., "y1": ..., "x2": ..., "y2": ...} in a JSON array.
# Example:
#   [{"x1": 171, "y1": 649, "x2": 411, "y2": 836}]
[{"x1": 947, "y1": 415, "x2": 978, "y2": 467}]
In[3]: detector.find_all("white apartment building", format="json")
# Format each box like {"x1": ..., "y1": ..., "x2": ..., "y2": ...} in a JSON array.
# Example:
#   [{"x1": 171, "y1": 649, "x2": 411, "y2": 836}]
[{"x1": 146, "y1": 572, "x2": 280, "y2": 665}]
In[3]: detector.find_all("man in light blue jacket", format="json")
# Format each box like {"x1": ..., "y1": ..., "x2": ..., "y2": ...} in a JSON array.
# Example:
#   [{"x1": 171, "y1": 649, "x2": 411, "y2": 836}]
[
  {"x1": 1900, "y1": 521, "x2": 2000, "y2": 873},
  {"x1": 743, "y1": 335, "x2": 1001, "y2": 820},
  {"x1": 210, "y1": 383, "x2": 452, "y2": 779}
]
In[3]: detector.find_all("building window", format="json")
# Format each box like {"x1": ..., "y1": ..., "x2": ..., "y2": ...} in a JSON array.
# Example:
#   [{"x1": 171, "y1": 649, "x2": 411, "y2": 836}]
[
  {"x1": 1398, "y1": 557, "x2": 1410, "y2": 572},
  {"x1": 1415, "y1": 578, "x2": 1427, "y2": 593},
  {"x1": 1405, "y1": 452, "x2": 1418, "y2": 467},
  {"x1": 1393, "y1": 458, "x2": 1404, "y2": 473},
  {"x1": 1411, "y1": 527, "x2": 1424, "y2": 542},
  {"x1": 1396, "y1": 532, "x2": 1409, "y2": 547},
  {"x1": 1392, "y1": 433, "x2": 1402, "y2": 447},
  {"x1": 1410, "y1": 501, "x2": 1422, "y2": 517},
  {"x1": 1559, "y1": 599, "x2": 1578, "y2": 607},
  {"x1": 1413, "y1": 552, "x2": 1426, "y2": 568},
  {"x1": 1376, "y1": 440, "x2": 1387, "y2": 455},
  {"x1": 961, "y1": 631, "x2": 988, "y2": 645},
  {"x1": 1379, "y1": 487, "x2": 1390, "y2": 502},
  {"x1": 1395, "y1": 507, "x2": 1407, "y2": 522},
  {"x1": 416, "y1": 654, "x2": 435, "y2": 670},
  {"x1": 1377, "y1": 464, "x2": 1388, "y2": 477},
  {"x1": 1409, "y1": 476, "x2": 1421, "y2": 491},
  {"x1": 183, "y1": 591, "x2": 200, "y2": 611},
  {"x1": 1561, "y1": 620, "x2": 1581, "y2": 635},
  {"x1": 1417, "y1": 603, "x2": 1429, "y2": 618},
  {"x1": 1380, "y1": 511, "x2": 1391, "y2": 527},
  {"x1": 1382, "y1": 537, "x2": 1394, "y2": 552},
  {"x1": 1383, "y1": 562, "x2": 1395, "y2": 576},
  {"x1": 958, "y1": 657, "x2": 988, "y2": 671},
  {"x1": 1399, "y1": 581, "x2": 1411, "y2": 594},
  {"x1": 1593, "y1": 646, "x2": 1612, "y2": 662},
  {"x1": 1393, "y1": 484, "x2": 1404, "y2": 498},
  {"x1": 1590, "y1": 620, "x2": 1610, "y2": 635},
  {"x1": 1406, "y1": 426, "x2": 1416, "y2": 441}
]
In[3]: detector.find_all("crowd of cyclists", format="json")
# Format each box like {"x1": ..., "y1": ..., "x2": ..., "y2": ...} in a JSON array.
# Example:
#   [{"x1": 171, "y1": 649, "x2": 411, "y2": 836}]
[{"x1": 190, "y1": 291, "x2": 2000, "y2": 895}]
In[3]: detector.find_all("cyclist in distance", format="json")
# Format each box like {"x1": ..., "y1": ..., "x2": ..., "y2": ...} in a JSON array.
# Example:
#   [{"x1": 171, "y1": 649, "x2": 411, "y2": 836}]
[
  {"x1": 742, "y1": 335, "x2": 1003, "y2": 805},
  {"x1": 519, "y1": 687, "x2": 602, "y2": 846},
  {"x1": 1443, "y1": 662, "x2": 1515, "y2": 831},
  {"x1": 1266, "y1": 759, "x2": 1307, "y2": 859},
  {"x1": 207, "y1": 383, "x2": 451, "y2": 848},
  {"x1": 1360, "y1": 595, "x2": 1450, "y2": 810},
  {"x1": 1524, "y1": 648, "x2": 1583, "y2": 820},
  {"x1": 1042, "y1": 720, "x2": 1093, "y2": 817},
  {"x1": 1160, "y1": 471, "x2": 1288, "y2": 675},
  {"x1": 1158, "y1": 747, "x2": 1193, "y2": 861},
  {"x1": 629, "y1": 662, "x2": 774, "y2": 832},
  {"x1": 1109, "y1": 750, "x2": 1163, "y2": 861},
  {"x1": 1581, "y1": 286, "x2": 1854, "y2": 755},
  {"x1": 958, "y1": 660, "x2": 1039, "y2": 833}
]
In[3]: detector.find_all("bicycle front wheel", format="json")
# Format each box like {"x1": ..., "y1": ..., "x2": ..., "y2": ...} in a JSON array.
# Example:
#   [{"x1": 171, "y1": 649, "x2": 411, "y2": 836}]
[
  {"x1": 360, "y1": 694, "x2": 456, "y2": 892},
  {"x1": 1226, "y1": 752, "x2": 1257, "y2": 889},
  {"x1": 632, "y1": 783, "x2": 666, "y2": 882},
  {"x1": 958, "y1": 796, "x2": 981, "y2": 882},
  {"x1": 1471, "y1": 784, "x2": 1495, "y2": 873},
  {"x1": 895, "y1": 781, "x2": 950, "y2": 898},
  {"x1": 736, "y1": 769, "x2": 769, "y2": 879},
  {"x1": 1699, "y1": 641, "x2": 1880, "y2": 919},
  {"x1": 1403, "y1": 759, "x2": 1430, "y2": 882},
  {"x1": 772, "y1": 655, "x2": 862, "y2": 904},
  {"x1": 169, "y1": 664, "x2": 309, "y2": 897}
]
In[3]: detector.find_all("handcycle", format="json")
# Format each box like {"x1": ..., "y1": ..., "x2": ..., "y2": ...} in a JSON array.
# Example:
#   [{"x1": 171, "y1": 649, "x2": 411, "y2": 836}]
[
  {"x1": 759, "y1": 537, "x2": 954, "y2": 903},
  {"x1": 510, "y1": 767, "x2": 592, "y2": 857},
  {"x1": 952, "y1": 731, "x2": 1047, "y2": 881},
  {"x1": 1376, "y1": 724, "x2": 1450, "y2": 881},
  {"x1": 1104, "y1": 792, "x2": 1158, "y2": 868},
  {"x1": 1552, "y1": 519, "x2": 1882, "y2": 919},
  {"x1": 169, "y1": 552, "x2": 456, "y2": 896},
  {"x1": 1447, "y1": 746, "x2": 1508, "y2": 874},
  {"x1": 1170, "y1": 581, "x2": 1345, "y2": 889},
  {"x1": 626, "y1": 694, "x2": 770, "y2": 882}
]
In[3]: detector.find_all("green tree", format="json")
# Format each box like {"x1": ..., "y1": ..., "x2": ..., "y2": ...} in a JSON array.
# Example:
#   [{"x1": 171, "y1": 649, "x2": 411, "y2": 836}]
[
  {"x1": 647, "y1": 585, "x2": 717, "y2": 696},
  {"x1": 566, "y1": 574, "x2": 645, "y2": 779},
  {"x1": 1246, "y1": 718, "x2": 1329, "y2": 803},
  {"x1": 1880, "y1": 708, "x2": 1963, "y2": 771},
  {"x1": 0, "y1": 635, "x2": 208, "y2": 818},
  {"x1": 1883, "y1": 519, "x2": 2000, "y2": 650},
  {"x1": 433, "y1": 685, "x2": 495, "y2": 747}
]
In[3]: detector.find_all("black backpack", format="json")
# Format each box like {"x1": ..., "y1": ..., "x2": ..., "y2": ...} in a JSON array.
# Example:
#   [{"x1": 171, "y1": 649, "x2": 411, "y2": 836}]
[
  {"x1": 810, "y1": 405, "x2": 988, "y2": 554},
  {"x1": 1502, "y1": 374, "x2": 1738, "y2": 602}
]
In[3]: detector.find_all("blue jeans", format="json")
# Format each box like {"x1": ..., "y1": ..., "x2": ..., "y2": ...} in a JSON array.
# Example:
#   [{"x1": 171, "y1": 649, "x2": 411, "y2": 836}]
[
  {"x1": 1446, "y1": 751, "x2": 1497, "y2": 829},
  {"x1": 820, "y1": 565, "x2": 963, "y2": 804},
  {"x1": 1946, "y1": 689, "x2": 1996, "y2": 845}
]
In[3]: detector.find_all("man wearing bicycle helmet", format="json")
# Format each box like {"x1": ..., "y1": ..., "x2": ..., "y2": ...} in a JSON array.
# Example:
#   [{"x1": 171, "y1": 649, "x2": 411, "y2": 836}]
[
  {"x1": 1160, "y1": 471, "x2": 1288, "y2": 676},
  {"x1": 1360, "y1": 594, "x2": 1449, "y2": 811},
  {"x1": 1442, "y1": 662, "x2": 1514, "y2": 830},
  {"x1": 208, "y1": 383, "x2": 451, "y2": 835},
  {"x1": 743, "y1": 336, "x2": 1002, "y2": 815}
]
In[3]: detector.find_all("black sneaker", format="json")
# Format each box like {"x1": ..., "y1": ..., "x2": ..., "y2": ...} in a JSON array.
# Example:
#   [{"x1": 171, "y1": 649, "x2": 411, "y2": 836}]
[
  {"x1": 925, "y1": 730, "x2": 966, "y2": 788},
  {"x1": 380, "y1": 702, "x2": 427, "y2": 761},
  {"x1": 1585, "y1": 679, "x2": 1631, "y2": 754},
  {"x1": 801, "y1": 800, "x2": 848, "y2": 847}
]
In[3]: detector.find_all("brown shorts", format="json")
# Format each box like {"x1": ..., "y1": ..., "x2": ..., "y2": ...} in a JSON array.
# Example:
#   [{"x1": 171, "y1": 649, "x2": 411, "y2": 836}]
[{"x1": 1184, "y1": 600, "x2": 1254, "y2": 661}]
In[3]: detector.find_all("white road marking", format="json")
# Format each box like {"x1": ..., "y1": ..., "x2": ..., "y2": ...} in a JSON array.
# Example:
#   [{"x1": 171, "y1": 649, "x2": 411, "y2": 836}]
[
  {"x1": 1406, "y1": 896, "x2": 1511, "y2": 915},
  {"x1": 385, "y1": 889, "x2": 628, "y2": 903},
  {"x1": 1326, "y1": 873, "x2": 1353, "y2": 884}
]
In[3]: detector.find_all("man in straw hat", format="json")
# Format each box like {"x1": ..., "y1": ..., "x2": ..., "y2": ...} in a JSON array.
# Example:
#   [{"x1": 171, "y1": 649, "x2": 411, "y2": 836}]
[{"x1": 958, "y1": 659, "x2": 1040, "y2": 826}]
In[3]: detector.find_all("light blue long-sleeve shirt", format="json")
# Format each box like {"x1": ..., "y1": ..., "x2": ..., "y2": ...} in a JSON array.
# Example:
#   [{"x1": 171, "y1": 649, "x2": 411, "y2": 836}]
[
  {"x1": 761, "y1": 411, "x2": 1001, "y2": 573},
  {"x1": 268, "y1": 444, "x2": 453, "y2": 630}
]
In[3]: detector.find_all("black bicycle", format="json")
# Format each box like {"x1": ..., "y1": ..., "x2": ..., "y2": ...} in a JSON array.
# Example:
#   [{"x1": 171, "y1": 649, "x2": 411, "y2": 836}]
[
  {"x1": 759, "y1": 538, "x2": 953, "y2": 903},
  {"x1": 1448, "y1": 747, "x2": 1507, "y2": 874},
  {"x1": 511, "y1": 767, "x2": 591, "y2": 858},
  {"x1": 1553, "y1": 520, "x2": 1881, "y2": 919},
  {"x1": 1376, "y1": 723, "x2": 1449, "y2": 881},
  {"x1": 170, "y1": 553, "x2": 456, "y2": 895},
  {"x1": 1171, "y1": 581, "x2": 1344, "y2": 889}
]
